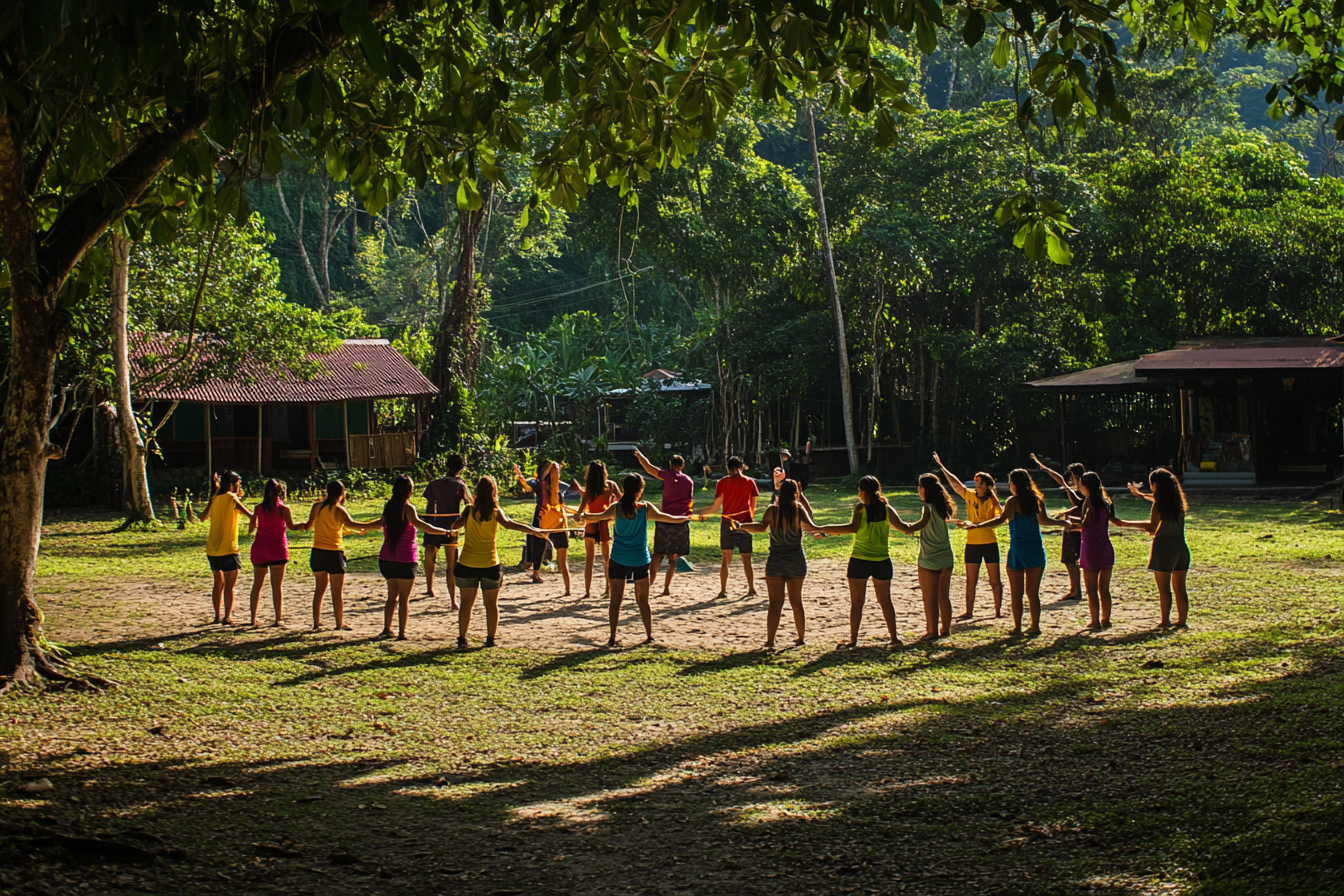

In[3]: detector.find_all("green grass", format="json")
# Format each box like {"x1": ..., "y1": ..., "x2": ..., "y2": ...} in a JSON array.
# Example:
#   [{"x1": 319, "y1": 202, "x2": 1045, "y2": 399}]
[{"x1": 4, "y1": 487, "x2": 1344, "y2": 894}]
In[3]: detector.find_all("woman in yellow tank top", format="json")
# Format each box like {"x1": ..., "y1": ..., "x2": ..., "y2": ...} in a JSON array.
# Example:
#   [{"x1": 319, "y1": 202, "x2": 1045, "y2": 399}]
[
  {"x1": 304, "y1": 480, "x2": 380, "y2": 631},
  {"x1": 449, "y1": 475, "x2": 547, "y2": 648},
  {"x1": 205, "y1": 471, "x2": 255, "y2": 625},
  {"x1": 934, "y1": 452, "x2": 1003, "y2": 619}
]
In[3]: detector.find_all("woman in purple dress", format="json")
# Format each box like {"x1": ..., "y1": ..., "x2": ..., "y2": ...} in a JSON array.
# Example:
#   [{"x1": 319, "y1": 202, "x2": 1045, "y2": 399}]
[{"x1": 1074, "y1": 472, "x2": 1116, "y2": 631}]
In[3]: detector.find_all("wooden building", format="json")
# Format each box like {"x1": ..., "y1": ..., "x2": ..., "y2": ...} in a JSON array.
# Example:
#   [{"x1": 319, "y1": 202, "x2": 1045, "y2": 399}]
[{"x1": 137, "y1": 339, "x2": 438, "y2": 473}]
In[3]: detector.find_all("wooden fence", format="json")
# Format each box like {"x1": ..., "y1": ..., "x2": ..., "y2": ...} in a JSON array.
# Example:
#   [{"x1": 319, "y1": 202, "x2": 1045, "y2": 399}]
[{"x1": 347, "y1": 432, "x2": 417, "y2": 469}]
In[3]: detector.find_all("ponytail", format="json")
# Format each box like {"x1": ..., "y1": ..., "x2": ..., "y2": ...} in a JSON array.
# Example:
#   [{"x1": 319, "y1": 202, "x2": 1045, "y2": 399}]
[
  {"x1": 773, "y1": 479, "x2": 801, "y2": 534},
  {"x1": 858, "y1": 475, "x2": 888, "y2": 523},
  {"x1": 1008, "y1": 469, "x2": 1043, "y2": 517},
  {"x1": 383, "y1": 475, "x2": 413, "y2": 549},
  {"x1": 619, "y1": 473, "x2": 643, "y2": 519},
  {"x1": 320, "y1": 479, "x2": 346, "y2": 511},
  {"x1": 473, "y1": 476, "x2": 499, "y2": 521},
  {"x1": 918, "y1": 473, "x2": 953, "y2": 521},
  {"x1": 261, "y1": 478, "x2": 284, "y2": 515}
]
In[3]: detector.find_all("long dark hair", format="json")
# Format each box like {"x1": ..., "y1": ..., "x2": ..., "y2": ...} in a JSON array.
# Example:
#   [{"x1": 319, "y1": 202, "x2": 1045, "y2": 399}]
[
  {"x1": 383, "y1": 475, "x2": 414, "y2": 548},
  {"x1": 584, "y1": 461, "x2": 608, "y2": 506},
  {"x1": 1150, "y1": 468, "x2": 1188, "y2": 522},
  {"x1": 472, "y1": 475, "x2": 498, "y2": 521},
  {"x1": 1079, "y1": 471, "x2": 1112, "y2": 519},
  {"x1": 320, "y1": 479, "x2": 345, "y2": 511},
  {"x1": 261, "y1": 478, "x2": 285, "y2": 515},
  {"x1": 974, "y1": 471, "x2": 997, "y2": 497},
  {"x1": 858, "y1": 475, "x2": 888, "y2": 523},
  {"x1": 918, "y1": 473, "x2": 953, "y2": 521},
  {"x1": 618, "y1": 473, "x2": 643, "y2": 519},
  {"x1": 772, "y1": 479, "x2": 801, "y2": 534},
  {"x1": 214, "y1": 470, "x2": 240, "y2": 499},
  {"x1": 1009, "y1": 469, "x2": 1044, "y2": 517}
]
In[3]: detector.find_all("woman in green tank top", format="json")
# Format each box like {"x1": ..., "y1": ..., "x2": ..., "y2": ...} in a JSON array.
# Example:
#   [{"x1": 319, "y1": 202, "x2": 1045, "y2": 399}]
[
  {"x1": 898, "y1": 474, "x2": 956, "y2": 640},
  {"x1": 812, "y1": 475, "x2": 904, "y2": 648}
]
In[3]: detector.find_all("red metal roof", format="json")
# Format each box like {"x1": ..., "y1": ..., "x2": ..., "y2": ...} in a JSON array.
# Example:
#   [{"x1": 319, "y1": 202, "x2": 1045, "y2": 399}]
[
  {"x1": 1133, "y1": 337, "x2": 1344, "y2": 377},
  {"x1": 1024, "y1": 359, "x2": 1171, "y2": 393},
  {"x1": 137, "y1": 339, "x2": 438, "y2": 405}
]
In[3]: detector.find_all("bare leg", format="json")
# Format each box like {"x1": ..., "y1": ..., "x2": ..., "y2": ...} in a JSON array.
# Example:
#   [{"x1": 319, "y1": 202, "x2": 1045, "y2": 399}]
[
  {"x1": 960, "y1": 562, "x2": 980, "y2": 619},
  {"x1": 600, "y1": 540, "x2": 610, "y2": 593},
  {"x1": 457, "y1": 586, "x2": 479, "y2": 640},
  {"x1": 1024, "y1": 567, "x2": 1044, "y2": 634},
  {"x1": 937, "y1": 567, "x2": 952, "y2": 635},
  {"x1": 842, "y1": 577, "x2": 867, "y2": 647},
  {"x1": 1065, "y1": 561, "x2": 1081, "y2": 599},
  {"x1": 270, "y1": 564, "x2": 286, "y2": 624},
  {"x1": 741, "y1": 553, "x2": 756, "y2": 595},
  {"x1": 445, "y1": 543, "x2": 458, "y2": 610},
  {"x1": 396, "y1": 579, "x2": 413, "y2": 637},
  {"x1": 312, "y1": 571, "x2": 330, "y2": 629},
  {"x1": 718, "y1": 549, "x2": 732, "y2": 596},
  {"x1": 917, "y1": 566, "x2": 940, "y2": 638},
  {"x1": 764, "y1": 576, "x2": 786, "y2": 647},
  {"x1": 661, "y1": 554, "x2": 676, "y2": 594},
  {"x1": 1154, "y1": 572, "x2": 1173, "y2": 626},
  {"x1": 330, "y1": 573, "x2": 349, "y2": 630},
  {"x1": 423, "y1": 545, "x2": 438, "y2": 596},
  {"x1": 633, "y1": 578, "x2": 654, "y2": 643},
  {"x1": 607, "y1": 576, "x2": 628, "y2": 645},
  {"x1": 221, "y1": 570, "x2": 239, "y2": 623},
  {"x1": 872, "y1": 578, "x2": 900, "y2": 644},
  {"x1": 211, "y1": 570, "x2": 226, "y2": 622},
  {"x1": 1098, "y1": 567, "x2": 1113, "y2": 626},
  {"x1": 482, "y1": 588, "x2": 500, "y2": 640},
  {"x1": 382, "y1": 578, "x2": 398, "y2": 635},
  {"x1": 1171, "y1": 570, "x2": 1189, "y2": 625},
  {"x1": 986, "y1": 563, "x2": 1003, "y2": 617},
  {"x1": 249, "y1": 565, "x2": 268, "y2": 626},
  {"x1": 583, "y1": 537, "x2": 597, "y2": 597},
  {"x1": 556, "y1": 546, "x2": 571, "y2": 595},
  {"x1": 1084, "y1": 568, "x2": 1102, "y2": 629},
  {"x1": 785, "y1": 575, "x2": 806, "y2": 644},
  {"x1": 650, "y1": 552, "x2": 665, "y2": 592},
  {"x1": 1006, "y1": 568, "x2": 1025, "y2": 635}
]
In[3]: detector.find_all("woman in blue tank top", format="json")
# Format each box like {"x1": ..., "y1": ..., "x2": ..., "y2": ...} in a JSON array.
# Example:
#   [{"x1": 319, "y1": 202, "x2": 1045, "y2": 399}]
[
  {"x1": 576, "y1": 473, "x2": 693, "y2": 648},
  {"x1": 959, "y1": 468, "x2": 1066, "y2": 637}
]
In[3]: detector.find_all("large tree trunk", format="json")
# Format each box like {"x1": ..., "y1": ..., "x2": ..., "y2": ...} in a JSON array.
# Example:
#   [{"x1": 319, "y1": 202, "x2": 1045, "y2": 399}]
[
  {"x1": 110, "y1": 234, "x2": 155, "y2": 522},
  {"x1": 429, "y1": 180, "x2": 493, "y2": 451},
  {"x1": 806, "y1": 101, "x2": 858, "y2": 473}
]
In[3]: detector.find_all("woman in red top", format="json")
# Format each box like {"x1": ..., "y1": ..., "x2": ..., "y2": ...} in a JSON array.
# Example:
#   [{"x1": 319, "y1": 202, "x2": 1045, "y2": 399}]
[
  {"x1": 699, "y1": 456, "x2": 760, "y2": 599},
  {"x1": 576, "y1": 461, "x2": 620, "y2": 599}
]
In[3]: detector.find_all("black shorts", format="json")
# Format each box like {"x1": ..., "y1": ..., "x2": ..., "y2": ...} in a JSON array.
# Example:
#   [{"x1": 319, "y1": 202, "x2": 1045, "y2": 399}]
[
  {"x1": 309, "y1": 548, "x2": 347, "y2": 575},
  {"x1": 252, "y1": 558, "x2": 288, "y2": 568},
  {"x1": 423, "y1": 531, "x2": 458, "y2": 548},
  {"x1": 846, "y1": 557, "x2": 893, "y2": 581},
  {"x1": 1061, "y1": 530, "x2": 1081, "y2": 565},
  {"x1": 584, "y1": 521, "x2": 610, "y2": 543},
  {"x1": 653, "y1": 521, "x2": 691, "y2": 556},
  {"x1": 792, "y1": 464, "x2": 811, "y2": 490},
  {"x1": 208, "y1": 553, "x2": 242, "y2": 573},
  {"x1": 719, "y1": 520, "x2": 753, "y2": 554},
  {"x1": 964, "y1": 542, "x2": 1001, "y2": 565},
  {"x1": 608, "y1": 560, "x2": 651, "y2": 581},
  {"x1": 379, "y1": 560, "x2": 416, "y2": 580},
  {"x1": 454, "y1": 562, "x2": 503, "y2": 590},
  {"x1": 549, "y1": 531, "x2": 570, "y2": 550}
]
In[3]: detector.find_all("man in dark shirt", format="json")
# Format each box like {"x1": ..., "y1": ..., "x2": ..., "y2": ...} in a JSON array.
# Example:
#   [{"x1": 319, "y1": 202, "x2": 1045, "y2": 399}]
[{"x1": 423, "y1": 454, "x2": 469, "y2": 609}]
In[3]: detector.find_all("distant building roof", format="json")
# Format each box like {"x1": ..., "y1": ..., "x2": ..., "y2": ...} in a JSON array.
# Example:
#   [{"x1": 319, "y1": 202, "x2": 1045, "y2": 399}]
[
  {"x1": 137, "y1": 338, "x2": 438, "y2": 405},
  {"x1": 607, "y1": 369, "x2": 713, "y2": 397},
  {"x1": 1024, "y1": 360, "x2": 1170, "y2": 394},
  {"x1": 1133, "y1": 337, "x2": 1344, "y2": 377}
]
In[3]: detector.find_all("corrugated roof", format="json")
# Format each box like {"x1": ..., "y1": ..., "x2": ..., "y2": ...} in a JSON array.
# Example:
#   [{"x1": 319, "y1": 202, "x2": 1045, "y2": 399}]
[
  {"x1": 1023, "y1": 359, "x2": 1170, "y2": 394},
  {"x1": 137, "y1": 338, "x2": 438, "y2": 404},
  {"x1": 1133, "y1": 337, "x2": 1344, "y2": 376}
]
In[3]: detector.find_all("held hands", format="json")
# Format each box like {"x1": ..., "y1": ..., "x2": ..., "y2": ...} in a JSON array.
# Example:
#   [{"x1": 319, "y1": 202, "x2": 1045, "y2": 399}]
[{"x1": 955, "y1": 519, "x2": 972, "y2": 530}]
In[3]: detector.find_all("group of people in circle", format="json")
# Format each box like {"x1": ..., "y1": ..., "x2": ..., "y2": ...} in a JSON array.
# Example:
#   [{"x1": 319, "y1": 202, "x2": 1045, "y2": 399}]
[{"x1": 201, "y1": 447, "x2": 1192, "y2": 649}]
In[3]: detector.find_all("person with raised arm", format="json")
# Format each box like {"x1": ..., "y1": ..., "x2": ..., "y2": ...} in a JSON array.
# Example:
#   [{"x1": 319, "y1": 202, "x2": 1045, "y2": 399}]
[
  {"x1": 1070, "y1": 471, "x2": 1118, "y2": 631},
  {"x1": 306, "y1": 480, "x2": 381, "y2": 632},
  {"x1": 959, "y1": 468, "x2": 1068, "y2": 637},
  {"x1": 734, "y1": 479, "x2": 822, "y2": 648},
  {"x1": 811, "y1": 475, "x2": 903, "y2": 648},
  {"x1": 1031, "y1": 453, "x2": 1085, "y2": 602},
  {"x1": 933, "y1": 452, "x2": 1003, "y2": 619},
  {"x1": 632, "y1": 448, "x2": 695, "y2": 595},
  {"x1": 574, "y1": 473, "x2": 693, "y2": 648},
  {"x1": 205, "y1": 470, "x2": 255, "y2": 625},
  {"x1": 449, "y1": 475, "x2": 549, "y2": 647},
  {"x1": 421, "y1": 453, "x2": 469, "y2": 609},
  {"x1": 513, "y1": 459, "x2": 571, "y2": 592},
  {"x1": 696, "y1": 456, "x2": 760, "y2": 599},
  {"x1": 1116, "y1": 468, "x2": 1192, "y2": 629}
]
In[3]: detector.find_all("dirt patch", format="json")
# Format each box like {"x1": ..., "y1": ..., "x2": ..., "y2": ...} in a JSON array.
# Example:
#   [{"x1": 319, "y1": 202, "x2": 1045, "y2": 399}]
[{"x1": 42, "y1": 558, "x2": 1164, "y2": 651}]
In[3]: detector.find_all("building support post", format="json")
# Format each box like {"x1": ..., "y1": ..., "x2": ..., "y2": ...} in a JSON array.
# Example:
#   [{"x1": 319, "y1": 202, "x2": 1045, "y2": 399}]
[
  {"x1": 257, "y1": 404, "x2": 264, "y2": 474},
  {"x1": 204, "y1": 403, "x2": 213, "y2": 485},
  {"x1": 1059, "y1": 393, "x2": 1068, "y2": 466},
  {"x1": 307, "y1": 405, "x2": 317, "y2": 473},
  {"x1": 342, "y1": 401, "x2": 350, "y2": 471}
]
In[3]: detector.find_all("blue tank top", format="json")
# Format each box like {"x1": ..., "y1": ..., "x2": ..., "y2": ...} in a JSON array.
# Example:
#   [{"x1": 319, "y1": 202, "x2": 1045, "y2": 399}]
[
  {"x1": 610, "y1": 505, "x2": 650, "y2": 567},
  {"x1": 1007, "y1": 508, "x2": 1048, "y2": 569}
]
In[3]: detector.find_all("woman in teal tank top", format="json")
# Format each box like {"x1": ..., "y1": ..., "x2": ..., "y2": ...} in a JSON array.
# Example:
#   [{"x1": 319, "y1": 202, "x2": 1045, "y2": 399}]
[
  {"x1": 576, "y1": 473, "x2": 692, "y2": 648},
  {"x1": 895, "y1": 474, "x2": 957, "y2": 640},
  {"x1": 813, "y1": 475, "x2": 904, "y2": 648},
  {"x1": 959, "y1": 469, "x2": 1067, "y2": 637}
]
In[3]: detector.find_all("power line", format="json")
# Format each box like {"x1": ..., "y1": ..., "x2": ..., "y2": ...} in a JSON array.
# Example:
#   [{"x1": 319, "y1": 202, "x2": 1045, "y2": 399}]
[{"x1": 484, "y1": 266, "x2": 654, "y2": 314}]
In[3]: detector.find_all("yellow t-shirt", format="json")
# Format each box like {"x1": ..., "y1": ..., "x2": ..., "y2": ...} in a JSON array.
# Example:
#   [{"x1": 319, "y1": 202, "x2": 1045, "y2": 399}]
[
  {"x1": 963, "y1": 491, "x2": 1000, "y2": 545},
  {"x1": 459, "y1": 511, "x2": 500, "y2": 567},
  {"x1": 205, "y1": 494, "x2": 241, "y2": 556},
  {"x1": 311, "y1": 505, "x2": 349, "y2": 552}
]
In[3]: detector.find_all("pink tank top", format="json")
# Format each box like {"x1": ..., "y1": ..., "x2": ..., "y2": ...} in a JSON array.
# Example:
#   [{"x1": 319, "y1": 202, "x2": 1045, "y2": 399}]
[
  {"x1": 379, "y1": 516, "x2": 418, "y2": 564},
  {"x1": 250, "y1": 505, "x2": 290, "y2": 565}
]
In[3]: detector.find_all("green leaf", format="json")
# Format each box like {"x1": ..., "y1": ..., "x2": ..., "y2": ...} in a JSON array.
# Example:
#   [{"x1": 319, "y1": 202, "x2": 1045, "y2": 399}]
[
  {"x1": 991, "y1": 31, "x2": 1011, "y2": 70},
  {"x1": 1046, "y1": 230, "x2": 1073, "y2": 265},
  {"x1": 457, "y1": 178, "x2": 482, "y2": 211},
  {"x1": 962, "y1": 12, "x2": 985, "y2": 47}
]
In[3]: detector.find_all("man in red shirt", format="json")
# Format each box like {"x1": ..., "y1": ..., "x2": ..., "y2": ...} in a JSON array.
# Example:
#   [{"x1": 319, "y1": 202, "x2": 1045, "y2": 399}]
[{"x1": 699, "y1": 456, "x2": 759, "y2": 598}]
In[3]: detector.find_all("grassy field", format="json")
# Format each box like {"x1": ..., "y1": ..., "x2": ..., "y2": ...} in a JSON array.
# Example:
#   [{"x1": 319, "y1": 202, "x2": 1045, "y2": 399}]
[{"x1": 3, "y1": 482, "x2": 1343, "y2": 895}]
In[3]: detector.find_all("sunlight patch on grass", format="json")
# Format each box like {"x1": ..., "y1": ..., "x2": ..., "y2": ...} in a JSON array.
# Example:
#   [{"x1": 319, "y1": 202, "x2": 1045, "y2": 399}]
[{"x1": 715, "y1": 798, "x2": 847, "y2": 824}]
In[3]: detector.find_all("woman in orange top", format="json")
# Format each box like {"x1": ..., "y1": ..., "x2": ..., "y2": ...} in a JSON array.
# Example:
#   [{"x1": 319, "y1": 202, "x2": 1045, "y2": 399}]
[
  {"x1": 205, "y1": 471, "x2": 255, "y2": 625},
  {"x1": 576, "y1": 460, "x2": 620, "y2": 598},
  {"x1": 305, "y1": 480, "x2": 380, "y2": 631}
]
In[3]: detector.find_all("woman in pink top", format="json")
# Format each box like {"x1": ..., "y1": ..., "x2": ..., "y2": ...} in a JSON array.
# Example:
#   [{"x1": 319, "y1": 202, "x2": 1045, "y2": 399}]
[
  {"x1": 247, "y1": 479, "x2": 307, "y2": 626},
  {"x1": 379, "y1": 475, "x2": 449, "y2": 640}
]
